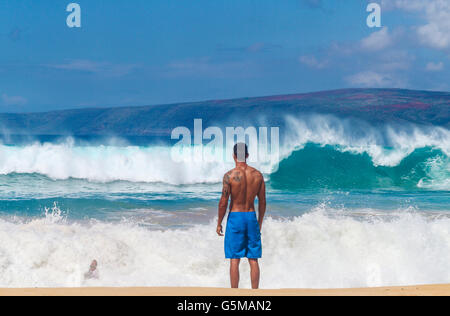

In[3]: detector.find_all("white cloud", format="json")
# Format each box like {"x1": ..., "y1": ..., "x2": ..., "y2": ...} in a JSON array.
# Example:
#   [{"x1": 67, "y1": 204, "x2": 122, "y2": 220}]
[
  {"x1": 346, "y1": 71, "x2": 405, "y2": 88},
  {"x1": 383, "y1": 0, "x2": 450, "y2": 50},
  {"x1": 360, "y1": 27, "x2": 393, "y2": 51},
  {"x1": 426, "y1": 61, "x2": 444, "y2": 71},
  {"x1": 46, "y1": 60, "x2": 138, "y2": 77},
  {"x1": 299, "y1": 55, "x2": 329, "y2": 69},
  {"x1": 246, "y1": 42, "x2": 281, "y2": 53},
  {"x1": 381, "y1": 0, "x2": 423, "y2": 11},
  {"x1": 418, "y1": 19, "x2": 450, "y2": 50},
  {"x1": 2, "y1": 93, "x2": 27, "y2": 107},
  {"x1": 377, "y1": 50, "x2": 414, "y2": 71},
  {"x1": 50, "y1": 60, "x2": 105, "y2": 72}
]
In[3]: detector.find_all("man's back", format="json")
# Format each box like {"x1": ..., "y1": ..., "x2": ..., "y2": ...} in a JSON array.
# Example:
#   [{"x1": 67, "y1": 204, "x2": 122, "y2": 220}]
[
  {"x1": 225, "y1": 166, "x2": 264, "y2": 213},
  {"x1": 216, "y1": 143, "x2": 266, "y2": 289}
]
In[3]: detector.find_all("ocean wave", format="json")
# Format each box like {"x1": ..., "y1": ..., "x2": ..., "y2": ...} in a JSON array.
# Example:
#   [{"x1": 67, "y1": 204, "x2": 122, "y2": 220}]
[
  {"x1": 0, "y1": 115, "x2": 448, "y2": 189},
  {"x1": 282, "y1": 115, "x2": 449, "y2": 166},
  {"x1": 270, "y1": 145, "x2": 449, "y2": 190},
  {"x1": 0, "y1": 140, "x2": 232, "y2": 185},
  {"x1": 0, "y1": 205, "x2": 449, "y2": 288}
]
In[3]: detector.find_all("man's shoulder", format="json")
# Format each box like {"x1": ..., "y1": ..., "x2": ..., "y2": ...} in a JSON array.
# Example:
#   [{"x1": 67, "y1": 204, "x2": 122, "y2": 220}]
[
  {"x1": 224, "y1": 166, "x2": 263, "y2": 179},
  {"x1": 248, "y1": 165, "x2": 262, "y2": 174},
  {"x1": 223, "y1": 168, "x2": 236, "y2": 181},
  {"x1": 248, "y1": 166, "x2": 264, "y2": 179}
]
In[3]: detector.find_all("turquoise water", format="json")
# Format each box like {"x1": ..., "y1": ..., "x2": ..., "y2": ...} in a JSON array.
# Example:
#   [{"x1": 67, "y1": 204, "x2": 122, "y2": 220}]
[
  {"x1": 0, "y1": 142, "x2": 448, "y2": 234},
  {"x1": 0, "y1": 173, "x2": 448, "y2": 224},
  {"x1": 0, "y1": 117, "x2": 448, "y2": 288}
]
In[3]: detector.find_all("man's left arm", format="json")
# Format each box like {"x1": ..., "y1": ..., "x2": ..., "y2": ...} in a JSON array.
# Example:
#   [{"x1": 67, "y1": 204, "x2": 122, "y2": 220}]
[
  {"x1": 257, "y1": 176, "x2": 266, "y2": 231},
  {"x1": 217, "y1": 172, "x2": 231, "y2": 236}
]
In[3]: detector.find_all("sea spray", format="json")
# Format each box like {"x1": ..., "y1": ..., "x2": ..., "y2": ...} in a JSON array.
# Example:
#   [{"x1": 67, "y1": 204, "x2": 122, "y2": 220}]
[
  {"x1": 0, "y1": 144, "x2": 447, "y2": 190},
  {"x1": 0, "y1": 207, "x2": 449, "y2": 288},
  {"x1": 44, "y1": 202, "x2": 66, "y2": 224},
  {"x1": 0, "y1": 114, "x2": 448, "y2": 190}
]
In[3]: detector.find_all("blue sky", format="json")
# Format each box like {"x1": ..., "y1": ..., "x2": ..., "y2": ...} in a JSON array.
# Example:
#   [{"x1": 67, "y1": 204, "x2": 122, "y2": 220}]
[{"x1": 0, "y1": 0, "x2": 449, "y2": 112}]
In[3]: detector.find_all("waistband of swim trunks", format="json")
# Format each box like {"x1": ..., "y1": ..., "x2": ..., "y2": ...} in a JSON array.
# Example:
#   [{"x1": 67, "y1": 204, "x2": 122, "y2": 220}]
[{"x1": 229, "y1": 210, "x2": 256, "y2": 213}]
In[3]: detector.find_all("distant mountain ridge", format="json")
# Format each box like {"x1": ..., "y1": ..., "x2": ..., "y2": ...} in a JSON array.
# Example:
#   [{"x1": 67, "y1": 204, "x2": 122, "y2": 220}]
[{"x1": 0, "y1": 89, "x2": 448, "y2": 136}]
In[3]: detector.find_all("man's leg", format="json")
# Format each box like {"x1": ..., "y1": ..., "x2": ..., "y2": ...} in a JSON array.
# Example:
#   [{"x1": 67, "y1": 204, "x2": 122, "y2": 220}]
[
  {"x1": 248, "y1": 259, "x2": 260, "y2": 289},
  {"x1": 230, "y1": 259, "x2": 241, "y2": 288}
]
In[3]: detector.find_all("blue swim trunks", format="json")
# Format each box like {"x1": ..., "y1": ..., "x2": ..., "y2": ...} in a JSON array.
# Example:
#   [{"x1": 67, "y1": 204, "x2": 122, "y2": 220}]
[{"x1": 225, "y1": 211, "x2": 262, "y2": 259}]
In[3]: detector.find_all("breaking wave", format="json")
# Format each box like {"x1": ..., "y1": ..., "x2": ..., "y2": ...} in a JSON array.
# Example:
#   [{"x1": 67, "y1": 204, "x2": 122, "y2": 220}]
[
  {"x1": 0, "y1": 115, "x2": 448, "y2": 190},
  {"x1": 0, "y1": 205, "x2": 448, "y2": 288}
]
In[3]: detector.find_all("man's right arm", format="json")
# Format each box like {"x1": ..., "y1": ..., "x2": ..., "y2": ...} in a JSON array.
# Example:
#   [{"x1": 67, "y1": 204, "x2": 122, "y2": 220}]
[
  {"x1": 217, "y1": 172, "x2": 231, "y2": 236},
  {"x1": 257, "y1": 176, "x2": 266, "y2": 230}
]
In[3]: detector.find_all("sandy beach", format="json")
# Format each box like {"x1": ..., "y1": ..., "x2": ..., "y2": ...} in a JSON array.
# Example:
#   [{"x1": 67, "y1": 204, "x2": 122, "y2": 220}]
[{"x1": 0, "y1": 284, "x2": 449, "y2": 296}]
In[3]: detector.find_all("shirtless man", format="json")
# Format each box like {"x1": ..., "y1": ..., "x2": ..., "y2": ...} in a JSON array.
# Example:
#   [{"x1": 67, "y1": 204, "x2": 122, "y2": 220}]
[{"x1": 216, "y1": 143, "x2": 266, "y2": 289}]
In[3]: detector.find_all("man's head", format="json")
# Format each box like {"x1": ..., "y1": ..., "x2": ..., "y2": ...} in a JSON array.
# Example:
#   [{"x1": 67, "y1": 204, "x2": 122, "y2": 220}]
[
  {"x1": 233, "y1": 143, "x2": 249, "y2": 163},
  {"x1": 90, "y1": 260, "x2": 98, "y2": 272}
]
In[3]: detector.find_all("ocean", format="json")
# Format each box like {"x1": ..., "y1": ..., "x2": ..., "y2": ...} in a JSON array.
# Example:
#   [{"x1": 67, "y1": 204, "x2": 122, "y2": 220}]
[{"x1": 0, "y1": 91, "x2": 449, "y2": 289}]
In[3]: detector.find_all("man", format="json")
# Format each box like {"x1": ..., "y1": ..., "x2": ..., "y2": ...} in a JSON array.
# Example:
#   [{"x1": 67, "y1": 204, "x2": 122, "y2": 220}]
[
  {"x1": 84, "y1": 260, "x2": 99, "y2": 280},
  {"x1": 216, "y1": 143, "x2": 266, "y2": 289}
]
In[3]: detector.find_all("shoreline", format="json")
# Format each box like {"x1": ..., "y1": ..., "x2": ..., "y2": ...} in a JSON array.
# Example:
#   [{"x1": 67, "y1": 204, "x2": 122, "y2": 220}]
[{"x1": 1, "y1": 284, "x2": 449, "y2": 296}]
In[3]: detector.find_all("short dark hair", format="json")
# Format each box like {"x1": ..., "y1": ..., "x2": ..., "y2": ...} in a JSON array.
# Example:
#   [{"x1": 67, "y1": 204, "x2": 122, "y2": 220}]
[{"x1": 233, "y1": 143, "x2": 248, "y2": 161}]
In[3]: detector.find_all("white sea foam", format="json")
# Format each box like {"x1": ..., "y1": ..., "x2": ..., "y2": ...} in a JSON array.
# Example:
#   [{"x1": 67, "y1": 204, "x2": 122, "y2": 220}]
[
  {"x1": 0, "y1": 140, "x2": 232, "y2": 185},
  {"x1": 0, "y1": 115, "x2": 448, "y2": 187},
  {"x1": 418, "y1": 155, "x2": 450, "y2": 190},
  {"x1": 283, "y1": 115, "x2": 450, "y2": 167},
  {"x1": 0, "y1": 206, "x2": 449, "y2": 288}
]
